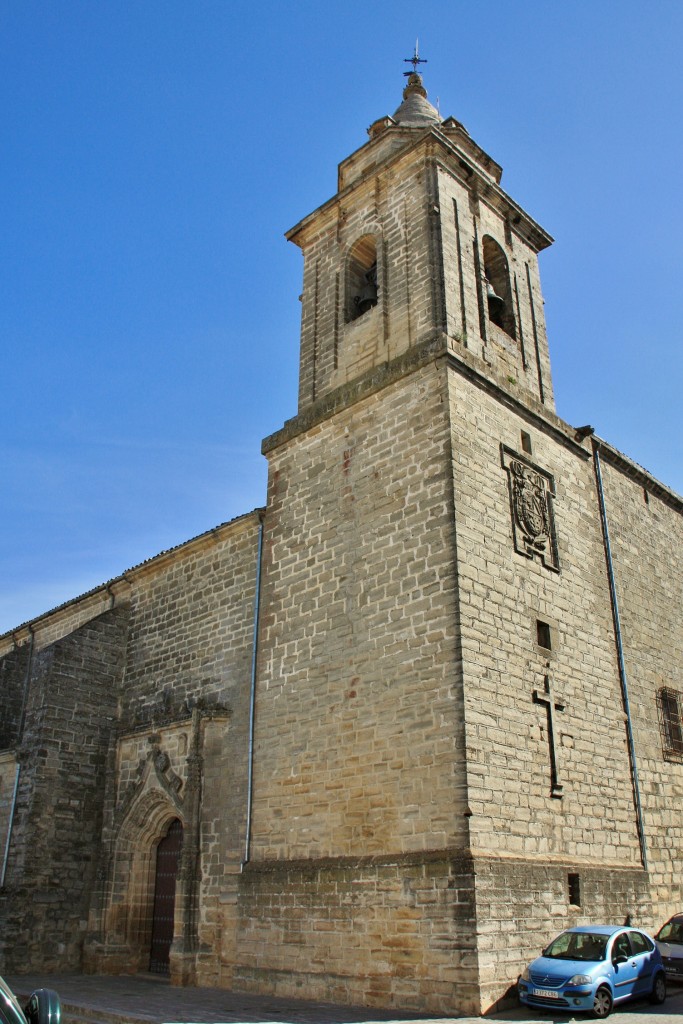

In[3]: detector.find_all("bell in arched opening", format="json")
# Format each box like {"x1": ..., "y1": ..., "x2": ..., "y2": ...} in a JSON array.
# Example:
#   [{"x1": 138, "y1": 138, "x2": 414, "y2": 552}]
[
  {"x1": 346, "y1": 236, "x2": 379, "y2": 323},
  {"x1": 354, "y1": 262, "x2": 378, "y2": 316},
  {"x1": 485, "y1": 276, "x2": 505, "y2": 328},
  {"x1": 482, "y1": 236, "x2": 516, "y2": 339}
]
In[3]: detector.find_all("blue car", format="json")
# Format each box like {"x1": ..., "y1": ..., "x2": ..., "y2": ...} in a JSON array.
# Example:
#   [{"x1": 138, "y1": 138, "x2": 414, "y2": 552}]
[{"x1": 518, "y1": 925, "x2": 667, "y2": 1018}]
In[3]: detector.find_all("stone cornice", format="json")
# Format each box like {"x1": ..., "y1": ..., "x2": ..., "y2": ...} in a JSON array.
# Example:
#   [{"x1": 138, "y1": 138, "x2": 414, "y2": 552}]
[
  {"x1": 262, "y1": 332, "x2": 680, "y2": 513},
  {"x1": 262, "y1": 332, "x2": 585, "y2": 460},
  {"x1": 286, "y1": 126, "x2": 552, "y2": 254},
  {"x1": 0, "y1": 508, "x2": 265, "y2": 651},
  {"x1": 262, "y1": 333, "x2": 449, "y2": 455},
  {"x1": 239, "y1": 847, "x2": 648, "y2": 876},
  {"x1": 593, "y1": 437, "x2": 682, "y2": 513},
  {"x1": 242, "y1": 845, "x2": 474, "y2": 875}
]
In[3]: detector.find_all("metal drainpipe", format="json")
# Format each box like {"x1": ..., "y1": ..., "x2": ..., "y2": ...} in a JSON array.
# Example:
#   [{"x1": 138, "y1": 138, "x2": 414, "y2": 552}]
[
  {"x1": 2, "y1": 626, "x2": 35, "y2": 887},
  {"x1": 1, "y1": 764, "x2": 20, "y2": 888},
  {"x1": 592, "y1": 441, "x2": 648, "y2": 869},
  {"x1": 242, "y1": 513, "x2": 264, "y2": 869}
]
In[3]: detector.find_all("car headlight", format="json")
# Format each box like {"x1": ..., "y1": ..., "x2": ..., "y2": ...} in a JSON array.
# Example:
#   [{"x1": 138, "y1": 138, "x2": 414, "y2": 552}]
[
  {"x1": 520, "y1": 968, "x2": 530, "y2": 981},
  {"x1": 568, "y1": 974, "x2": 591, "y2": 986}
]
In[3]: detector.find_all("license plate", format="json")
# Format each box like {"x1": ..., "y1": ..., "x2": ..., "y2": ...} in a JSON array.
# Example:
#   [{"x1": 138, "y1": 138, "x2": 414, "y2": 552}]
[{"x1": 532, "y1": 988, "x2": 559, "y2": 998}]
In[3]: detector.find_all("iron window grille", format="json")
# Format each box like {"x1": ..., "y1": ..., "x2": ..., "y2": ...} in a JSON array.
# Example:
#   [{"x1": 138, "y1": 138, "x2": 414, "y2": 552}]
[{"x1": 658, "y1": 687, "x2": 683, "y2": 760}]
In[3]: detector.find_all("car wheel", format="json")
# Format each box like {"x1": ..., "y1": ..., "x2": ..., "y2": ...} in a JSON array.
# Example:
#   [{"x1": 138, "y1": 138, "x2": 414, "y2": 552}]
[
  {"x1": 650, "y1": 971, "x2": 666, "y2": 1004},
  {"x1": 592, "y1": 985, "x2": 613, "y2": 1019}
]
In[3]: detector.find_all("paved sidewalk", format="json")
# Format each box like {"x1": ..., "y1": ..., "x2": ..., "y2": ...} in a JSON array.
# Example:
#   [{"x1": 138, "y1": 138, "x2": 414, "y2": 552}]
[
  {"x1": 5, "y1": 973, "x2": 683, "y2": 1024},
  {"x1": 6, "y1": 973, "x2": 430, "y2": 1024}
]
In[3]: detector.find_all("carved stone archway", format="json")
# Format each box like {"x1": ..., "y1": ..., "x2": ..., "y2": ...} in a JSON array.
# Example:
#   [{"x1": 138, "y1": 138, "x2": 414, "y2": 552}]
[
  {"x1": 109, "y1": 783, "x2": 186, "y2": 973},
  {"x1": 84, "y1": 715, "x2": 205, "y2": 981}
]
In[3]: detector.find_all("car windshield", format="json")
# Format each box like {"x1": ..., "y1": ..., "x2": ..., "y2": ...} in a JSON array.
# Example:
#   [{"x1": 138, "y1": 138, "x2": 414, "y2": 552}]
[
  {"x1": 544, "y1": 931, "x2": 608, "y2": 961},
  {"x1": 657, "y1": 921, "x2": 683, "y2": 945}
]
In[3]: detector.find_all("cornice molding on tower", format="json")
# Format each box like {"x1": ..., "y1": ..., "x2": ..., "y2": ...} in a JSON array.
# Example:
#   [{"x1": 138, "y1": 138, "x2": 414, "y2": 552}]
[
  {"x1": 262, "y1": 328, "x2": 583, "y2": 461},
  {"x1": 286, "y1": 125, "x2": 552, "y2": 254}
]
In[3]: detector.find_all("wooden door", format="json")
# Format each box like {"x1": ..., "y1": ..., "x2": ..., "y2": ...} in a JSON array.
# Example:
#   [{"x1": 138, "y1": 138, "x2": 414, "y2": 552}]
[{"x1": 149, "y1": 818, "x2": 183, "y2": 975}]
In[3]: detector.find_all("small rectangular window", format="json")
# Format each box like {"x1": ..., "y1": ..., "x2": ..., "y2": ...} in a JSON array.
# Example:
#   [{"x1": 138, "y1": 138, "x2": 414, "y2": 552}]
[
  {"x1": 659, "y1": 688, "x2": 683, "y2": 758},
  {"x1": 521, "y1": 431, "x2": 532, "y2": 454},
  {"x1": 536, "y1": 620, "x2": 552, "y2": 650},
  {"x1": 568, "y1": 873, "x2": 581, "y2": 907}
]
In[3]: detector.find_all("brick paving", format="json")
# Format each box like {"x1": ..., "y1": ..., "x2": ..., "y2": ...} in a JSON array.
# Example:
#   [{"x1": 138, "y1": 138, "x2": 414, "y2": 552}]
[
  {"x1": 6, "y1": 973, "x2": 435, "y2": 1024},
  {"x1": 5, "y1": 974, "x2": 683, "y2": 1024}
]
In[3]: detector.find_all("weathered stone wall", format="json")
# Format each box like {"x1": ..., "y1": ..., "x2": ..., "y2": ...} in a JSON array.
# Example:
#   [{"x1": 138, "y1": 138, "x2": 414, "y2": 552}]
[
  {"x1": 0, "y1": 590, "x2": 119, "y2": 661},
  {"x1": 243, "y1": 355, "x2": 471, "y2": 1010},
  {"x1": 0, "y1": 752, "x2": 19, "y2": 884},
  {"x1": 473, "y1": 858, "x2": 651, "y2": 1012},
  {"x1": 438, "y1": 168, "x2": 554, "y2": 412},
  {"x1": 597, "y1": 451, "x2": 683, "y2": 926},
  {"x1": 0, "y1": 646, "x2": 29, "y2": 750},
  {"x1": 85, "y1": 512, "x2": 261, "y2": 983},
  {"x1": 0, "y1": 514, "x2": 262, "y2": 981},
  {"x1": 448, "y1": 365, "x2": 642, "y2": 865},
  {"x1": 295, "y1": 148, "x2": 448, "y2": 413},
  {"x1": 444, "y1": 359, "x2": 663, "y2": 1009},
  {"x1": 233, "y1": 854, "x2": 480, "y2": 1014},
  {"x1": 256, "y1": 359, "x2": 465, "y2": 859},
  {"x1": 0, "y1": 606, "x2": 128, "y2": 972},
  {"x1": 119, "y1": 515, "x2": 260, "y2": 870}
]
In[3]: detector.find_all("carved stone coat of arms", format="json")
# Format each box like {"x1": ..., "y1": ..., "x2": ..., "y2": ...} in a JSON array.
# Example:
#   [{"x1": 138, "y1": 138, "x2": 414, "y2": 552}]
[{"x1": 501, "y1": 445, "x2": 560, "y2": 572}]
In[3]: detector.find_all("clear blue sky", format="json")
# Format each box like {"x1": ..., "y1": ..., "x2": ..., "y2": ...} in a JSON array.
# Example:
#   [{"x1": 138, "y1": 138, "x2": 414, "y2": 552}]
[{"x1": 1, "y1": 0, "x2": 681, "y2": 635}]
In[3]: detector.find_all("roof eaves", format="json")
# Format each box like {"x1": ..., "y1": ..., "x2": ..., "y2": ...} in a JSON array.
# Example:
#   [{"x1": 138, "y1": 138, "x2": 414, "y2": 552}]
[{"x1": 0, "y1": 507, "x2": 266, "y2": 645}]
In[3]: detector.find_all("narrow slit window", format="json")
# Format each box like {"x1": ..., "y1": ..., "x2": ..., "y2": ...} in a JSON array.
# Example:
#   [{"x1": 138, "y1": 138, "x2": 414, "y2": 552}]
[
  {"x1": 536, "y1": 620, "x2": 552, "y2": 651},
  {"x1": 521, "y1": 431, "x2": 532, "y2": 454},
  {"x1": 568, "y1": 873, "x2": 581, "y2": 907}
]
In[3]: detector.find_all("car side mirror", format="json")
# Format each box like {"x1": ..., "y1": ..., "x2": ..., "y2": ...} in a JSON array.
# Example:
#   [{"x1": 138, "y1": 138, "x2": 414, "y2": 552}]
[
  {"x1": 23, "y1": 989, "x2": 61, "y2": 1024},
  {"x1": 613, "y1": 955, "x2": 628, "y2": 966}
]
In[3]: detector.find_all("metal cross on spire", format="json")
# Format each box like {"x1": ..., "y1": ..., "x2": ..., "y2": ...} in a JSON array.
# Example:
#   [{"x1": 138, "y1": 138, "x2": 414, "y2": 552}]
[{"x1": 403, "y1": 39, "x2": 427, "y2": 77}]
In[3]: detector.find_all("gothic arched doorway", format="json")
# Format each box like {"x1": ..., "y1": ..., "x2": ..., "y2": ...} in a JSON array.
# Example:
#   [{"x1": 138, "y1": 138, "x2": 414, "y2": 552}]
[{"x1": 149, "y1": 817, "x2": 183, "y2": 975}]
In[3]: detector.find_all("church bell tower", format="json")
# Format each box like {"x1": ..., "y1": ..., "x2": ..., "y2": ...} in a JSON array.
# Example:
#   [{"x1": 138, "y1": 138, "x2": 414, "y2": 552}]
[
  {"x1": 246, "y1": 64, "x2": 646, "y2": 1017},
  {"x1": 287, "y1": 66, "x2": 555, "y2": 413}
]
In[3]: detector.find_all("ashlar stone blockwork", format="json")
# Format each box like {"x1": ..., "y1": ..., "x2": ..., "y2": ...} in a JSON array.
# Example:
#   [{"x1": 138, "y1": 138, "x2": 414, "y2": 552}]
[{"x1": 0, "y1": 69, "x2": 680, "y2": 1019}]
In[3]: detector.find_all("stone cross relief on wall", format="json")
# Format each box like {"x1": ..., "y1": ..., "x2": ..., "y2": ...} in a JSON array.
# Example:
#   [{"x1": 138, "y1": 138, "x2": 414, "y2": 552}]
[{"x1": 533, "y1": 673, "x2": 566, "y2": 798}]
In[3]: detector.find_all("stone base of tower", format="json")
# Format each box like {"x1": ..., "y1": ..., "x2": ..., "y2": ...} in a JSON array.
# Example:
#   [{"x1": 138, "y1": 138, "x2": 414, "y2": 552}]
[
  {"x1": 203, "y1": 854, "x2": 654, "y2": 1017},
  {"x1": 228, "y1": 851, "x2": 481, "y2": 1016},
  {"x1": 471, "y1": 856, "x2": 652, "y2": 1014}
]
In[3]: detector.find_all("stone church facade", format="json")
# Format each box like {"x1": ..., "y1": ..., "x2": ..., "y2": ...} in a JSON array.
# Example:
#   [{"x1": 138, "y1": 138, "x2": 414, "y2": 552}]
[{"x1": 1, "y1": 72, "x2": 681, "y2": 1015}]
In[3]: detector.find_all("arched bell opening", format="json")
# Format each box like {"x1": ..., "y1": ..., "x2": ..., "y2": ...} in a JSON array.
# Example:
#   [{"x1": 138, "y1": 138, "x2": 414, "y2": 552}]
[
  {"x1": 345, "y1": 235, "x2": 379, "y2": 323},
  {"x1": 482, "y1": 235, "x2": 516, "y2": 339}
]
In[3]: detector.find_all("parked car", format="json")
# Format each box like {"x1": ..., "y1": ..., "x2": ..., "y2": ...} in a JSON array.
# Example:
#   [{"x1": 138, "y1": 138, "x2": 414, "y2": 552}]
[
  {"x1": 0, "y1": 975, "x2": 60, "y2": 1024},
  {"x1": 518, "y1": 924, "x2": 666, "y2": 1018},
  {"x1": 655, "y1": 913, "x2": 683, "y2": 981}
]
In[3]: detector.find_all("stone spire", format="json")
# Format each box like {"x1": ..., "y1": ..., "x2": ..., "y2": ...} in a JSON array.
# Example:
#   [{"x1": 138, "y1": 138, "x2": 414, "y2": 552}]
[{"x1": 392, "y1": 71, "x2": 441, "y2": 127}]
